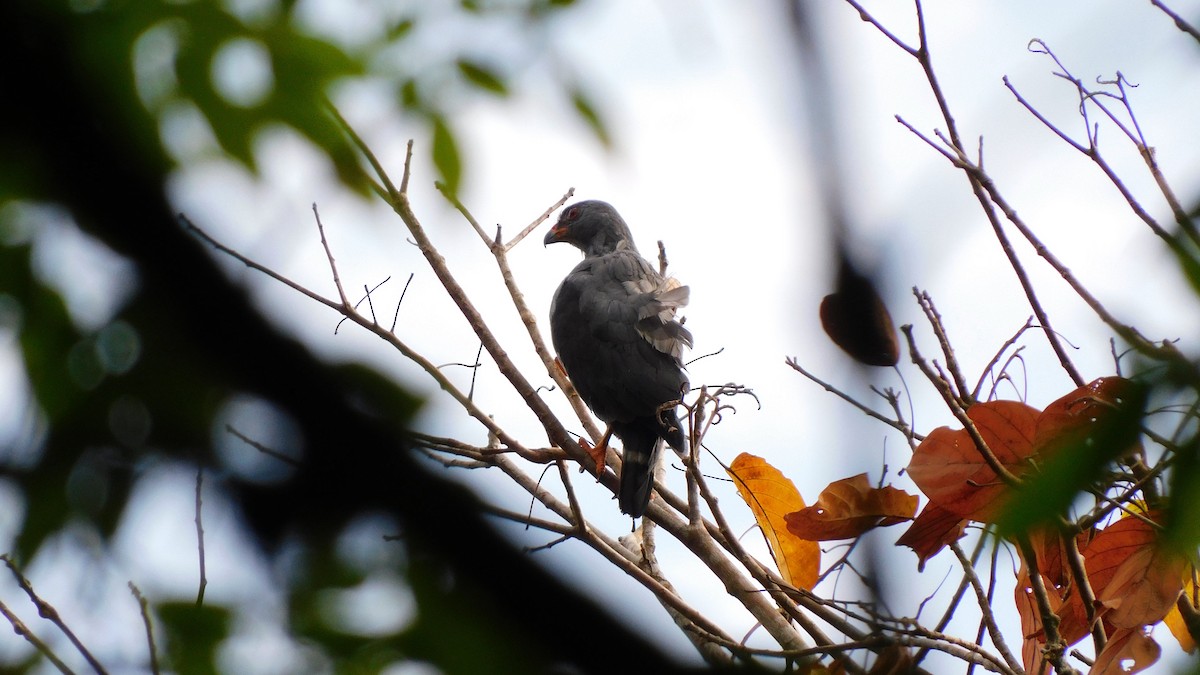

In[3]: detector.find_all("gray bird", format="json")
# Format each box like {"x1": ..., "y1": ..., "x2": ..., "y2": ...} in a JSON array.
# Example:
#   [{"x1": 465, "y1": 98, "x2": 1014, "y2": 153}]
[{"x1": 544, "y1": 200, "x2": 692, "y2": 517}]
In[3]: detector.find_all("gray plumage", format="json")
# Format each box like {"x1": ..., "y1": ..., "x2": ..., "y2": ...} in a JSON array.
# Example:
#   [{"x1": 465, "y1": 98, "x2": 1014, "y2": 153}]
[{"x1": 544, "y1": 200, "x2": 691, "y2": 517}]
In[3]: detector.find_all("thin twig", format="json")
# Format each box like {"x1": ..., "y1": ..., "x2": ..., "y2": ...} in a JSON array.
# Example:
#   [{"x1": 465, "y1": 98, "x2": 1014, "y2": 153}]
[
  {"x1": 128, "y1": 582, "x2": 161, "y2": 675},
  {"x1": 973, "y1": 319, "x2": 1035, "y2": 401},
  {"x1": 0, "y1": 597, "x2": 75, "y2": 674},
  {"x1": 915, "y1": 290, "x2": 973, "y2": 405},
  {"x1": 1, "y1": 555, "x2": 107, "y2": 674},
  {"x1": 786, "y1": 358, "x2": 923, "y2": 440},
  {"x1": 390, "y1": 272, "x2": 415, "y2": 333},
  {"x1": 901, "y1": 324, "x2": 1022, "y2": 487},
  {"x1": 438, "y1": 185, "x2": 604, "y2": 444},
  {"x1": 504, "y1": 187, "x2": 575, "y2": 251},
  {"x1": 225, "y1": 424, "x2": 301, "y2": 467},
  {"x1": 312, "y1": 203, "x2": 350, "y2": 308},
  {"x1": 853, "y1": 0, "x2": 1085, "y2": 388},
  {"x1": 1150, "y1": 0, "x2": 1200, "y2": 44},
  {"x1": 194, "y1": 468, "x2": 207, "y2": 606},
  {"x1": 949, "y1": 542, "x2": 1023, "y2": 673}
]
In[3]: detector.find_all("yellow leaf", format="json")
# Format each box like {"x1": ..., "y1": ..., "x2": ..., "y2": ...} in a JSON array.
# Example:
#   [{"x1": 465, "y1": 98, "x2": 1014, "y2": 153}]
[
  {"x1": 1164, "y1": 564, "x2": 1198, "y2": 654},
  {"x1": 727, "y1": 453, "x2": 820, "y2": 590}
]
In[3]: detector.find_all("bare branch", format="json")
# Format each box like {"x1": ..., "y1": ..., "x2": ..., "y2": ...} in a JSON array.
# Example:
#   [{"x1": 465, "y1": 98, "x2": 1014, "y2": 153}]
[
  {"x1": 786, "y1": 357, "x2": 922, "y2": 440},
  {"x1": 0, "y1": 597, "x2": 75, "y2": 674},
  {"x1": 195, "y1": 468, "x2": 207, "y2": 607},
  {"x1": 2, "y1": 555, "x2": 108, "y2": 674},
  {"x1": 505, "y1": 187, "x2": 575, "y2": 251},
  {"x1": 128, "y1": 582, "x2": 161, "y2": 675},
  {"x1": 1150, "y1": 0, "x2": 1200, "y2": 44},
  {"x1": 949, "y1": 542, "x2": 1023, "y2": 673}
]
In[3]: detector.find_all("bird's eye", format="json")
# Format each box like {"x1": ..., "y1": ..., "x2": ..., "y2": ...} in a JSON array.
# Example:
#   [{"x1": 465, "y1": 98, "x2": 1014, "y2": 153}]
[{"x1": 566, "y1": 206, "x2": 579, "y2": 220}]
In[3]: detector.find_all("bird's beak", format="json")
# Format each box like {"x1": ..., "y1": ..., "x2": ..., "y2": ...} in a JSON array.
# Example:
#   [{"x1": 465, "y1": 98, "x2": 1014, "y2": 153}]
[{"x1": 544, "y1": 224, "x2": 566, "y2": 246}]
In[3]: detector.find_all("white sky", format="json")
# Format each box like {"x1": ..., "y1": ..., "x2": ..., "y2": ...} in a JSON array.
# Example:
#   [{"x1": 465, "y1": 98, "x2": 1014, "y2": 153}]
[{"x1": 4, "y1": 0, "x2": 1200, "y2": 672}]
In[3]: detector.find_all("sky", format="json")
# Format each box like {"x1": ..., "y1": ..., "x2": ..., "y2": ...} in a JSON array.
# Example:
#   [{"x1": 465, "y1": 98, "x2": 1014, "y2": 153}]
[{"x1": 4, "y1": 0, "x2": 1200, "y2": 672}]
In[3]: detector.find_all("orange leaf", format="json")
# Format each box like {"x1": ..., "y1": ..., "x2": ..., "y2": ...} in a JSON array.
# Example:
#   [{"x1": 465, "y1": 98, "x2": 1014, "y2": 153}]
[
  {"x1": 1015, "y1": 562, "x2": 1058, "y2": 675},
  {"x1": 895, "y1": 503, "x2": 966, "y2": 571},
  {"x1": 728, "y1": 453, "x2": 820, "y2": 590},
  {"x1": 1164, "y1": 565, "x2": 1198, "y2": 654},
  {"x1": 906, "y1": 400, "x2": 1039, "y2": 522},
  {"x1": 1023, "y1": 526, "x2": 1088, "y2": 589},
  {"x1": 819, "y1": 256, "x2": 899, "y2": 367},
  {"x1": 1086, "y1": 515, "x2": 1185, "y2": 629},
  {"x1": 785, "y1": 473, "x2": 918, "y2": 541},
  {"x1": 1033, "y1": 376, "x2": 1138, "y2": 458},
  {"x1": 1014, "y1": 553, "x2": 1093, "y2": 664},
  {"x1": 1091, "y1": 626, "x2": 1160, "y2": 675}
]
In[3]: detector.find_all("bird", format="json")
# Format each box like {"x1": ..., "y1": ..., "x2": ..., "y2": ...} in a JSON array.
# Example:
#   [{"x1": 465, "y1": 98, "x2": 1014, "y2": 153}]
[{"x1": 544, "y1": 200, "x2": 692, "y2": 518}]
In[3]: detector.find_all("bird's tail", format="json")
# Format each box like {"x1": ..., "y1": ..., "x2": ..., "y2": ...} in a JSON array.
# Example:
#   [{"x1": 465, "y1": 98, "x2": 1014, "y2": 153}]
[{"x1": 613, "y1": 420, "x2": 662, "y2": 518}]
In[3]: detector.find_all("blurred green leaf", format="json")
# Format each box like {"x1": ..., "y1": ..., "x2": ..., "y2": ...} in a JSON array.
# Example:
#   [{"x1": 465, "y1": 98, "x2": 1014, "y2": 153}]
[
  {"x1": 431, "y1": 115, "x2": 462, "y2": 197},
  {"x1": 400, "y1": 79, "x2": 421, "y2": 110},
  {"x1": 332, "y1": 363, "x2": 423, "y2": 425},
  {"x1": 530, "y1": 0, "x2": 579, "y2": 17},
  {"x1": 1166, "y1": 435, "x2": 1200, "y2": 551},
  {"x1": 388, "y1": 18, "x2": 415, "y2": 41},
  {"x1": 400, "y1": 556, "x2": 545, "y2": 675},
  {"x1": 570, "y1": 86, "x2": 611, "y2": 148},
  {"x1": 997, "y1": 380, "x2": 1147, "y2": 536},
  {"x1": 457, "y1": 59, "x2": 509, "y2": 96},
  {"x1": 158, "y1": 601, "x2": 231, "y2": 675}
]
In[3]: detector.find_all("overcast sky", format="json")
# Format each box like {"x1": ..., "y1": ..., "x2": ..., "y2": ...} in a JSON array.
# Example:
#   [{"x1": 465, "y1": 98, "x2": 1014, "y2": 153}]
[{"x1": 6, "y1": 0, "x2": 1200, "y2": 671}]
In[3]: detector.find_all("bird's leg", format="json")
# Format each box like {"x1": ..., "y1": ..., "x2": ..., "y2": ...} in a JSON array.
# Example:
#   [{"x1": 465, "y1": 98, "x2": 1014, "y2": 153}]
[{"x1": 575, "y1": 425, "x2": 612, "y2": 479}]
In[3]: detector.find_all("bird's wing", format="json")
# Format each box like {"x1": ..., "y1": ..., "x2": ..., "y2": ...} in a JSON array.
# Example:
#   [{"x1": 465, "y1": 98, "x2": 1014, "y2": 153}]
[
  {"x1": 622, "y1": 275, "x2": 693, "y2": 361},
  {"x1": 549, "y1": 250, "x2": 689, "y2": 425}
]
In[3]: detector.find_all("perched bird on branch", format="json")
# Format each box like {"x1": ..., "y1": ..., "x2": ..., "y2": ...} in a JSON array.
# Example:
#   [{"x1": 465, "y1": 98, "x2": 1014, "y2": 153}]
[{"x1": 544, "y1": 200, "x2": 692, "y2": 517}]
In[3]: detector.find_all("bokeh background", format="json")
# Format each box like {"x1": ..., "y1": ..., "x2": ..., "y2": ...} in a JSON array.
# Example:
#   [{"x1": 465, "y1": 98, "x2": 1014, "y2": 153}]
[{"x1": 2, "y1": 0, "x2": 1199, "y2": 672}]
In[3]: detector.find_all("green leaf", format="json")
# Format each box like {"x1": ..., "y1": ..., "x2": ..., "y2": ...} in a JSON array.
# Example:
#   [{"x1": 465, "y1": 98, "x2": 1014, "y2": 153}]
[
  {"x1": 456, "y1": 59, "x2": 508, "y2": 96},
  {"x1": 570, "y1": 86, "x2": 611, "y2": 148},
  {"x1": 388, "y1": 18, "x2": 415, "y2": 41},
  {"x1": 997, "y1": 379, "x2": 1147, "y2": 536},
  {"x1": 400, "y1": 79, "x2": 420, "y2": 110},
  {"x1": 157, "y1": 602, "x2": 231, "y2": 675},
  {"x1": 431, "y1": 116, "x2": 461, "y2": 197}
]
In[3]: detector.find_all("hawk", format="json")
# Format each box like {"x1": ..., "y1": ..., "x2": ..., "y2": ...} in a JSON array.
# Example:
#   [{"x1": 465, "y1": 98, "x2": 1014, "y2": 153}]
[{"x1": 544, "y1": 200, "x2": 692, "y2": 517}]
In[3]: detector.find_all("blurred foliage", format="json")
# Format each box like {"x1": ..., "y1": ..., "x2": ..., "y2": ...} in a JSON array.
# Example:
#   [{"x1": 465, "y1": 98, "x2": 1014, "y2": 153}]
[
  {"x1": 0, "y1": 1, "x2": 669, "y2": 674},
  {"x1": 3, "y1": 0, "x2": 1195, "y2": 672},
  {"x1": 1, "y1": 0, "x2": 605, "y2": 203}
]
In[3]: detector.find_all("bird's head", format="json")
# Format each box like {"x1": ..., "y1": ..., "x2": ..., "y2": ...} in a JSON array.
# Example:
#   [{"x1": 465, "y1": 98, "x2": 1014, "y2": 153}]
[{"x1": 544, "y1": 200, "x2": 637, "y2": 256}]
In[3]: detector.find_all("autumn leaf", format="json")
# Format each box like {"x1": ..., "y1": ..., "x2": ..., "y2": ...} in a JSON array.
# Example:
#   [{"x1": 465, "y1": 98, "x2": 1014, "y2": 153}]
[
  {"x1": 1014, "y1": 546, "x2": 1093, "y2": 671},
  {"x1": 1033, "y1": 377, "x2": 1140, "y2": 456},
  {"x1": 1164, "y1": 565, "x2": 1198, "y2": 653},
  {"x1": 819, "y1": 255, "x2": 899, "y2": 367},
  {"x1": 907, "y1": 400, "x2": 1039, "y2": 522},
  {"x1": 1015, "y1": 562, "x2": 1060, "y2": 675},
  {"x1": 1086, "y1": 514, "x2": 1185, "y2": 629},
  {"x1": 865, "y1": 642, "x2": 915, "y2": 674},
  {"x1": 1015, "y1": 574, "x2": 1041, "y2": 674},
  {"x1": 728, "y1": 453, "x2": 820, "y2": 590},
  {"x1": 895, "y1": 503, "x2": 966, "y2": 571},
  {"x1": 1003, "y1": 377, "x2": 1146, "y2": 532},
  {"x1": 1023, "y1": 526, "x2": 1089, "y2": 590},
  {"x1": 784, "y1": 473, "x2": 917, "y2": 541},
  {"x1": 1091, "y1": 626, "x2": 1161, "y2": 675}
]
